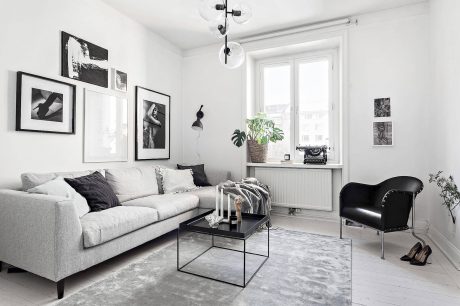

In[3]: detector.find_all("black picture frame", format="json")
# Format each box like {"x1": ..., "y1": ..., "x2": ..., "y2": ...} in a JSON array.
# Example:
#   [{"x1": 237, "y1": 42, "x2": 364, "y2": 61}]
[
  {"x1": 135, "y1": 86, "x2": 171, "y2": 160},
  {"x1": 16, "y1": 71, "x2": 76, "y2": 134},
  {"x1": 61, "y1": 31, "x2": 109, "y2": 88}
]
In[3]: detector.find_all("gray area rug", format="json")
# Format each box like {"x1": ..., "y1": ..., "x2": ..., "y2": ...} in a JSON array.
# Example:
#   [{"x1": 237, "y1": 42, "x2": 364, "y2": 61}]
[{"x1": 59, "y1": 229, "x2": 351, "y2": 306}]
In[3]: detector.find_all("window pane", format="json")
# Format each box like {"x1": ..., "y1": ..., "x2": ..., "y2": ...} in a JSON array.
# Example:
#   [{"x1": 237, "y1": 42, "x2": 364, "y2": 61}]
[
  {"x1": 263, "y1": 65, "x2": 291, "y2": 160},
  {"x1": 297, "y1": 60, "x2": 330, "y2": 158}
]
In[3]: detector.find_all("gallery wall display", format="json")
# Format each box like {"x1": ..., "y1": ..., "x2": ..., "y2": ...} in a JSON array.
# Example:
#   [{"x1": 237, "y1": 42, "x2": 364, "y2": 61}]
[
  {"x1": 373, "y1": 121, "x2": 393, "y2": 146},
  {"x1": 84, "y1": 90, "x2": 128, "y2": 163},
  {"x1": 112, "y1": 68, "x2": 127, "y2": 92},
  {"x1": 61, "y1": 31, "x2": 109, "y2": 88},
  {"x1": 16, "y1": 71, "x2": 76, "y2": 134},
  {"x1": 135, "y1": 86, "x2": 170, "y2": 160},
  {"x1": 374, "y1": 98, "x2": 391, "y2": 118}
]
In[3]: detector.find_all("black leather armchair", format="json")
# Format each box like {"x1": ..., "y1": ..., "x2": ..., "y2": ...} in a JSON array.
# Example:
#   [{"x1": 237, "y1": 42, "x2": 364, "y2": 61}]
[{"x1": 340, "y1": 176, "x2": 423, "y2": 259}]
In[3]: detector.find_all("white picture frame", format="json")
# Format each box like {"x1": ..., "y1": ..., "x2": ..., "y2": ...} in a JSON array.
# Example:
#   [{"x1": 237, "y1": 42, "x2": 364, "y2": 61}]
[
  {"x1": 112, "y1": 68, "x2": 127, "y2": 92},
  {"x1": 84, "y1": 89, "x2": 128, "y2": 162}
]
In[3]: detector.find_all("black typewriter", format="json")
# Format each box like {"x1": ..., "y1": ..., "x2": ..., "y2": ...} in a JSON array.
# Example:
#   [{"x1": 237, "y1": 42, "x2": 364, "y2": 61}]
[{"x1": 296, "y1": 145, "x2": 329, "y2": 165}]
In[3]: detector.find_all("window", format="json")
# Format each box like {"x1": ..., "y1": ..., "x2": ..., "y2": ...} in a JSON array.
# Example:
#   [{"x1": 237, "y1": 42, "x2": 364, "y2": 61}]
[{"x1": 257, "y1": 50, "x2": 339, "y2": 162}]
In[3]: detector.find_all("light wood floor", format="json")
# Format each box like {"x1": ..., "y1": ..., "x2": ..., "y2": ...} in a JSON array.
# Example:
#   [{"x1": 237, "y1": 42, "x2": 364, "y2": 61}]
[{"x1": 0, "y1": 214, "x2": 459, "y2": 306}]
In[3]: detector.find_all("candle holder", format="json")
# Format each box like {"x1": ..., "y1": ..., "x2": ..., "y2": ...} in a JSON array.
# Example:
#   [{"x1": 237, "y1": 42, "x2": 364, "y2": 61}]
[{"x1": 215, "y1": 186, "x2": 233, "y2": 223}]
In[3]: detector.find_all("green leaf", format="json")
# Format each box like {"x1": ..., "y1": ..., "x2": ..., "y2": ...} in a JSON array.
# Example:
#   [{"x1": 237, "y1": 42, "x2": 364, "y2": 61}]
[{"x1": 231, "y1": 129, "x2": 246, "y2": 147}]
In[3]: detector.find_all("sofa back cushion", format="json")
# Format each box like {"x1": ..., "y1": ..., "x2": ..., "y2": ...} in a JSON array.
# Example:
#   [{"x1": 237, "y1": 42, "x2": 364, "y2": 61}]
[
  {"x1": 27, "y1": 176, "x2": 90, "y2": 217},
  {"x1": 21, "y1": 170, "x2": 102, "y2": 191},
  {"x1": 105, "y1": 166, "x2": 159, "y2": 202}
]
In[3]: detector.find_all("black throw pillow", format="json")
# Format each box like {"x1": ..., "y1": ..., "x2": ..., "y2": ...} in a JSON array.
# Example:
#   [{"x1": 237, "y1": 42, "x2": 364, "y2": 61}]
[
  {"x1": 177, "y1": 164, "x2": 211, "y2": 187},
  {"x1": 65, "y1": 172, "x2": 120, "y2": 212}
]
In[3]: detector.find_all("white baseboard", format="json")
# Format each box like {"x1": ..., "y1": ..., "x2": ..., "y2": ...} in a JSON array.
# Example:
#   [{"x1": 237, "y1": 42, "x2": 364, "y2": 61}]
[{"x1": 428, "y1": 226, "x2": 460, "y2": 271}]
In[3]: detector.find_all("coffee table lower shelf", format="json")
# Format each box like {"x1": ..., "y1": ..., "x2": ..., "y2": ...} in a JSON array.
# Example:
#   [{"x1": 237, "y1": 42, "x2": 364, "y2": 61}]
[{"x1": 176, "y1": 228, "x2": 269, "y2": 288}]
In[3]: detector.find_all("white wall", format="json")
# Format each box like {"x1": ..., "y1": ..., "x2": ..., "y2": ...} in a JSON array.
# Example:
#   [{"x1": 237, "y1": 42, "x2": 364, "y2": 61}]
[
  {"x1": 181, "y1": 4, "x2": 432, "y2": 221},
  {"x1": 428, "y1": 0, "x2": 460, "y2": 268},
  {"x1": 181, "y1": 51, "x2": 244, "y2": 180},
  {"x1": 348, "y1": 5, "x2": 431, "y2": 220},
  {"x1": 0, "y1": 0, "x2": 183, "y2": 189}
]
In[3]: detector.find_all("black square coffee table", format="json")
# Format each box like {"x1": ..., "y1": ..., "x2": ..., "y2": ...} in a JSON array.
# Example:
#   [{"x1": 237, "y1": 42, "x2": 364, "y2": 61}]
[{"x1": 177, "y1": 209, "x2": 269, "y2": 288}]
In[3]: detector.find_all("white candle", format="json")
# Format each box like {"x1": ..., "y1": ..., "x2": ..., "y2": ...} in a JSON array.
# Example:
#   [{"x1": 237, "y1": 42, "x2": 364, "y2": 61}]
[
  {"x1": 220, "y1": 188, "x2": 224, "y2": 218},
  {"x1": 215, "y1": 186, "x2": 219, "y2": 215},
  {"x1": 227, "y1": 194, "x2": 231, "y2": 221}
]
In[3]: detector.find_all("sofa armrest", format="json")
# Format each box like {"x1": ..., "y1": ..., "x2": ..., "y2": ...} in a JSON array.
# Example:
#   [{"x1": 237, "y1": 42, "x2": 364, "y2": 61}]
[
  {"x1": 339, "y1": 182, "x2": 376, "y2": 214},
  {"x1": 0, "y1": 190, "x2": 82, "y2": 281}
]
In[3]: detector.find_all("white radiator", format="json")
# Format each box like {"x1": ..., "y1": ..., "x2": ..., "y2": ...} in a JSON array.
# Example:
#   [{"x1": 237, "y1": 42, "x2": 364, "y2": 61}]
[{"x1": 255, "y1": 167, "x2": 332, "y2": 211}]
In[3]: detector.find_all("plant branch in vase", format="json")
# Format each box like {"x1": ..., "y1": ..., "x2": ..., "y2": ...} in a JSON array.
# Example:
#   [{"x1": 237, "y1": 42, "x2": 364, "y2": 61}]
[
  {"x1": 231, "y1": 113, "x2": 284, "y2": 163},
  {"x1": 429, "y1": 171, "x2": 460, "y2": 224}
]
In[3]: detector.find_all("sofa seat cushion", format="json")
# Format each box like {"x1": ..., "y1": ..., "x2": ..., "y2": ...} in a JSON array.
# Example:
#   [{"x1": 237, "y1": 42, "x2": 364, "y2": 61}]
[
  {"x1": 186, "y1": 186, "x2": 217, "y2": 209},
  {"x1": 123, "y1": 193, "x2": 199, "y2": 220},
  {"x1": 341, "y1": 205, "x2": 382, "y2": 230},
  {"x1": 80, "y1": 206, "x2": 159, "y2": 248}
]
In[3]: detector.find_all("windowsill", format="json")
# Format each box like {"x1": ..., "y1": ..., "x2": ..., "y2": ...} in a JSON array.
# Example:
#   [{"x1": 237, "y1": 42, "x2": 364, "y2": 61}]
[{"x1": 246, "y1": 162, "x2": 343, "y2": 169}]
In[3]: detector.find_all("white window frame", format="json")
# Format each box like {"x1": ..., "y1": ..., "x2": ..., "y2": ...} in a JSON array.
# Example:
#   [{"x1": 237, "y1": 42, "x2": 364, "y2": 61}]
[{"x1": 256, "y1": 49, "x2": 340, "y2": 163}]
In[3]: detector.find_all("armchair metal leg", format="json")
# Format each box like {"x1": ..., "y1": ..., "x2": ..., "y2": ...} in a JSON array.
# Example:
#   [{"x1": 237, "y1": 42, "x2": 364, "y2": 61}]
[
  {"x1": 57, "y1": 279, "x2": 65, "y2": 299},
  {"x1": 380, "y1": 231, "x2": 385, "y2": 260},
  {"x1": 339, "y1": 217, "x2": 343, "y2": 239}
]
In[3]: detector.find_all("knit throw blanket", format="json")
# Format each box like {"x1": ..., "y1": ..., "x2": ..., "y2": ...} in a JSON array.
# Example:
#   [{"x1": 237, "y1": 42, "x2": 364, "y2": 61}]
[{"x1": 218, "y1": 177, "x2": 272, "y2": 225}]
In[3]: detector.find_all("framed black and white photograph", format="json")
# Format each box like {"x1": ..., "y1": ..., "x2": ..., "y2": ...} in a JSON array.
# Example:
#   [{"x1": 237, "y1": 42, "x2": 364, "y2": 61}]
[
  {"x1": 112, "y1": 69, "x2": 127, "y2": 92},
  {"x1": 16, "y1": 71, "x2": 76, "y2": 134},
  {"x1": 373, "y1": 121, "x2": 393, "y2": 146},
  {"x1": 84, "y1": 90, "x2": 128, "y2": 163},
  {"x1": 135, "y1": 86, "x2": 170, "y2": 160},
  {"x1": 61, "y1": 31, "x2": 109, "y2": 88},
  {"x1": 374, "y1": 97, "x2": 391, "y2": 117}
]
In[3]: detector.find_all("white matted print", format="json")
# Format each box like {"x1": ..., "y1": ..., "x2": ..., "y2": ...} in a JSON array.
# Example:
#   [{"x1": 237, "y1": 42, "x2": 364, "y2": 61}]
[
  {"x1": 373, "y1": 121, "x2": 393, "y2": 146},
  {"x1": 135, "y1": 86, "x2": 170, "y2": 160},
  {"x1": 16, "y1": 72, "x2": 75, "y2": 134},
  {"x1": 84, "y1": 90, "x2": 128, "y2": 162},
  {"x1": 112, "y1": 68, "x2": 127, "y2": 92}
]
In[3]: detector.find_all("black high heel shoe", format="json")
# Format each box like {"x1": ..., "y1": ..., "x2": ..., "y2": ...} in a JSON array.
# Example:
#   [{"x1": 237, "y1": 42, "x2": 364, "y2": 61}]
[
  {"x1": 400, "y1": 242, "x2": 422, "y2": 261},
  {"x1": 410, "y1": 245, "x2": 432, "y2": 266}
]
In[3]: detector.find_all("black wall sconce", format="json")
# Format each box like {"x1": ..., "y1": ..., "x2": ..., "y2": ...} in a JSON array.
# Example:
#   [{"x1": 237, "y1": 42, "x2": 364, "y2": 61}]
[{"x1": 192, "y1": 105, "x2": 204, "y2": 131}]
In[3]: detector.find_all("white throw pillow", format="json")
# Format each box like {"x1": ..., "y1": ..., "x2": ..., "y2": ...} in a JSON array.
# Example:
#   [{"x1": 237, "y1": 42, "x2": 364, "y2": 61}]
[
  {"x1": 160, "y1": 168, "x2": 197, "y2": 194},
  {"x1": 27, "y1": 176, "x2": 90, "y2": 217}
]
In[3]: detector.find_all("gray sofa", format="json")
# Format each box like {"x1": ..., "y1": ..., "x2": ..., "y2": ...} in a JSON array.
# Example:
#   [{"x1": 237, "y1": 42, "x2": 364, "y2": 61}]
[{"x1": 0, "y1": 166, "x2": 226, "y2": 299}]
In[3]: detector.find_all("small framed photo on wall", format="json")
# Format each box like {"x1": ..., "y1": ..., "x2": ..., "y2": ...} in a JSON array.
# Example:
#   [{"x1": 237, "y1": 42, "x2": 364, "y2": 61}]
[
  {"x1": 16, "y1": 71, "x2": 76, "y2": 134},
  {"x1": 112, "y1": 68, "x2": 127, "y2": 92},
  {"x1": 373, "y1": 121, "x2": 393, "y2": 146},
  {"x1": 135, "y1": 86, "x2": 170, "y2": 160},
  {"x1": 374, "y1": 97, "x2": 391, "y2": 118}
]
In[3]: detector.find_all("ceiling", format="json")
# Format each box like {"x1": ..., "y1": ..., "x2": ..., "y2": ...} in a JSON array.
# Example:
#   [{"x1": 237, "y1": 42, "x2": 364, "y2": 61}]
[{"x1": 102, "y1": 0, "x2": 426, "y2": 50}]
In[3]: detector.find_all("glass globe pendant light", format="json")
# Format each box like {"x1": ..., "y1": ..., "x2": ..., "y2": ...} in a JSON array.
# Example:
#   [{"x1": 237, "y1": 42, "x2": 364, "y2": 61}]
[
  {"x1": 232, "y1": 3, "x2": 252, "y2": 24},
  {"x1": 199, "y1": 0, "x2": 225, "y2": 21},
  {"x1": 208, "y1": 15, "x2": 230, "y2": 38},
  {"x1": 219, "y1": 38, "x2": 245, "y2": 69},
  {"x1": 199, "y1": 0, "x2": 252, "y2": 69}
]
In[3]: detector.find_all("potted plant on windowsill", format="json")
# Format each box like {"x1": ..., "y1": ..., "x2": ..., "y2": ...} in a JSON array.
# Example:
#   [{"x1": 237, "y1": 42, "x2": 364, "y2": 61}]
[{"x1": 231, "y1": 113, "x2": 284, "y2": 163}]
